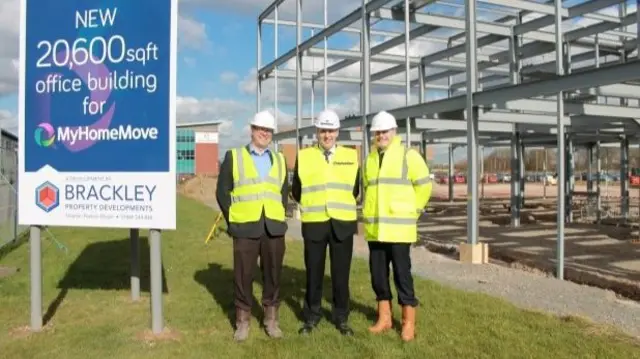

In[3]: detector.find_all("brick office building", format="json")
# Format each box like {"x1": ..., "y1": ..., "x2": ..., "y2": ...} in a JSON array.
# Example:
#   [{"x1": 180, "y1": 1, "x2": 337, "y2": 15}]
[{"x1": 177, "y1": 120, "x2": 220, "y2": 178}]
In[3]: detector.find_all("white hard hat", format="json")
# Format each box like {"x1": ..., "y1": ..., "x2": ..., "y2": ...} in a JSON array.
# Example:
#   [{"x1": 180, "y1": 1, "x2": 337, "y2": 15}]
[
  {"x1": 315, "y1": 109, "x2": 340, "y2": 129},
  {"x1": 250, "y1": 110, "x2": 276, "y2": 130},
  {"x1": 370, "y1": 111, "x2": 397, "y2": 131}
]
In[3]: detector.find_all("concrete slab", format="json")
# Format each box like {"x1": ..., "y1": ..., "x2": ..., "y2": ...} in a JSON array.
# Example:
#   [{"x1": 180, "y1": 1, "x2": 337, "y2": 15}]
[{"x1": 416, "y1": 212, "x2": 640, "y2": 301}]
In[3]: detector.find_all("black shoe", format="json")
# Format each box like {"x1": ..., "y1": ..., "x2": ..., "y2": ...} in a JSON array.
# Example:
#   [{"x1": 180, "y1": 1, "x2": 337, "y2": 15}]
[
  {"x1": 335, "y1": 322, "x2": 354, "y2": 336},
  {"x1": 298, "y1": 321, "x2": 318, "y2": 335}
]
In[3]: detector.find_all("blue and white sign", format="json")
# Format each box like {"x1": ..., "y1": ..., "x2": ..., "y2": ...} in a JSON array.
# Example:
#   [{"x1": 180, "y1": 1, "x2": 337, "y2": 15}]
[{"x1": 18, "y1": 0, "x2": 177, "y2": 229}]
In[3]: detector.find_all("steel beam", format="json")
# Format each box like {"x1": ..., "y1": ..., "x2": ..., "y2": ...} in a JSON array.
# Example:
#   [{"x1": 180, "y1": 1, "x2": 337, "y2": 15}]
[
  {"x1": 305, "y1": 47, "x2": 509, "y2": 74},
  {"x1": 258, "y1": 0, "x2": 286, "y2": 22},
  {"x1": 262, "y1": 18, "x2": 510, "y2": 53},
  {"x1": 419, "y1": 22, "x2": 628, "y2": 85},
  {"x1": 314, "y1": 22, "x2": 441, "y2": 81},
  {"x1": 272, "y1": 69, "x2": 450, "y2": 90},
  {"x1": 257, "y1": 0, "x2": 389, "y2": 78},
  {"x1": 416, "y1": 119, "x2": 513, "y2": 132},
  {"x1": 482, "y1": 0, "x2": 568, "y2": 16},
  {"x1": 489, "y1": 98, "x2": 640, "y2": 119},
  {"x1": 373, "y1": 8, "x2": 618, "y2": 47},
  {"x1": 371, "y1": 0, "x2": 624, "y2": 83},
  {"x1": 274, "y1": 61, "x2": 640, "y2": 141},
  {"x1": 514, "y1": 0, "x2": 622, "y2": 36},
  {"x1": 474, "y1": 60, "x2": 640, "y2": 108}
]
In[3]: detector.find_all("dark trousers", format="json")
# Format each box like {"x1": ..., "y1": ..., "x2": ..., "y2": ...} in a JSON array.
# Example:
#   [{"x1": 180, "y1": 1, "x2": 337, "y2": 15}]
[
  {"x1": 368, "y1": 242, "x2": 418, "y2": 307},
  {"x1": 303, "y1": 228, "x2": 354, "y2": 324},
  {"x1": 233, "y1": 235, "x2": 286, "y2": 312}
]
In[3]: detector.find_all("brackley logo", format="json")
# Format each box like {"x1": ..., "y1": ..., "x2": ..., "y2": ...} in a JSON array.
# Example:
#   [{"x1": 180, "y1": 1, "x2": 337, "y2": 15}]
[
  {"x1": 35, "y1": 181, "x2": 60, "y2": 213},
  {"x1": 34, "y1": 123, "x2": 55, "y2": 147}
]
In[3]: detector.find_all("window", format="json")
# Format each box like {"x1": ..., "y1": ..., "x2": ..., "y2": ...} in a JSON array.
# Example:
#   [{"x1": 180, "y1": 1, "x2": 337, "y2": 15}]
[
  {"x1": 177, "y1": 130, "x2": 195, "y2": 143},
  {"x1": 177, "y1": 149, "x2": 195, "y2": 160}
]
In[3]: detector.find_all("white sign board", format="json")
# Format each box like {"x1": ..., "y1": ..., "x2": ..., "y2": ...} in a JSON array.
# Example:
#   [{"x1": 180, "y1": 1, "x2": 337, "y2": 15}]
[
  {"x1": 195, "y1": 132, "x2": 218, "y2": 144},
  {"x1": 19, "y1": 0, "x2": 178, "y2": 230}
]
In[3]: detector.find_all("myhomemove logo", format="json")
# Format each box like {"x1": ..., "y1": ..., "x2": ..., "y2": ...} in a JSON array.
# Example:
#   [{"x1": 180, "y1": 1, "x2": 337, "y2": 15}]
[{"x1": 56, "y1": 125, "x2": 159, "y2": 145}]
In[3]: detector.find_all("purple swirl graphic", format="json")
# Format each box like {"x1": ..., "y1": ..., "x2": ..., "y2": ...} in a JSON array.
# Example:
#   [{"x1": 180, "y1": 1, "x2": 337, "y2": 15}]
[
  {"x1": 38, "y1": 122, "x2": 55, "y2": 135},
  {"x1": 38, "y1": 50, "x2": 116, "y2": 152}
]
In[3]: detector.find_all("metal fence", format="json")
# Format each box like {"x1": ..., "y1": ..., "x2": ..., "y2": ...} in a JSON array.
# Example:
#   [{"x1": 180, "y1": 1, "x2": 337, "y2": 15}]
[{"x1": 0, "y1": 146, "x2": 26, "y2": 249}]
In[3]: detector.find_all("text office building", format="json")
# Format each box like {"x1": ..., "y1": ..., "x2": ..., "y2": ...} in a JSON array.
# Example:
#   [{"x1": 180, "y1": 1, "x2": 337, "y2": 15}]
[{"x1": 177, "y1": 120, "x2": 220, "y2": 178}]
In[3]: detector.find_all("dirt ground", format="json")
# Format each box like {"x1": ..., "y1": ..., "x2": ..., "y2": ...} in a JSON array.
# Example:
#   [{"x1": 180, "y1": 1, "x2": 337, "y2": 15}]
[
  {"x1": 177, "y1": 175, "x2": 218, "y2": 204},
  {"x1": 416, "y1": 205, "x2": 640, "y2": 302},
  {"x1": 183, "y1": 175, "x2": 640, "y2": 301}
]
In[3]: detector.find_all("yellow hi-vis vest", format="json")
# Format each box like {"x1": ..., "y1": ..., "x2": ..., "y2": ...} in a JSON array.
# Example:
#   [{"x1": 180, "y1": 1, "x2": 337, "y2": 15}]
[
  {"x1": 363, "y1": 136, "x2": 432, "y2": 243},
  {"x1": 229, "y1": 147, "x2": 286, "y2": 224},
  {"x1": 298, "y1": 145, "x2": 359, "y2": 222}
]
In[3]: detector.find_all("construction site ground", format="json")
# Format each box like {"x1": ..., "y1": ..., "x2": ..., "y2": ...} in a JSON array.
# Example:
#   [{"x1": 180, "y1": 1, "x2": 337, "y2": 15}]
[{"x1": 179, "y1": 176, "x2": 640, "y2": 336}]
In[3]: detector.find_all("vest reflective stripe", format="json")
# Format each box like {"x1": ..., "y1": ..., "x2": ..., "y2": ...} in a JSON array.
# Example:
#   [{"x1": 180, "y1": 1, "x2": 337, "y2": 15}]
[
  {"x1": 231, "y1": 192, "x2": 282, "y2": 203},
  {"x1": 301, "y1": 182, "x2": 354, "y2": 193},
  {"x1": 365, "y1": 151, "x2": 432, "y2": 188},
  {"x1": 363, "y1": 139, "x2": 423, "y2": 243},
  {"x1": 298, "y1": 146, "x2": 359, "y2": 222},
  {"x1": 229, "y1": 147, "x2": 286, "y2": 224},
  {"x1": 302, "y1": 203, "x2": 358, "y2": 212},
  {"x1": 413, "y1": 176, "x2": 432, "y2": 185},
  {"x1": 363, "y1": 217, "x2": 417, "y2": 224},
  {"x1": 233, "y1": 148, "x2": 283, "y2": 188}
]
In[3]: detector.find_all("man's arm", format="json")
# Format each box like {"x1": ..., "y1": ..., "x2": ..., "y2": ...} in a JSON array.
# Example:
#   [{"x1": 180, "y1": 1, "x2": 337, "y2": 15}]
[
  {"x1": 280, "y1": 154, "x2": 289, "y2": 209},
  {"x1": 352, "y1": 166, "x2": 361, "y2": 200},
  {"x1": 291, "y1": 157, "x2": 302, "y2": 203},
  {"x1": 216, "y1": 150, "x2": 234, "y2": 223},
  {"x1": 406, "y1": 149, "x2": 432, "y2": 211}
]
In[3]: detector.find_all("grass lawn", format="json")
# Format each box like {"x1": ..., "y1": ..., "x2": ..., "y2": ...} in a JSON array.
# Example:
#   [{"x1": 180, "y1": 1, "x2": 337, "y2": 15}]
[{"x1": 1, "y1": 195, "x2": 639, "y2": 359}]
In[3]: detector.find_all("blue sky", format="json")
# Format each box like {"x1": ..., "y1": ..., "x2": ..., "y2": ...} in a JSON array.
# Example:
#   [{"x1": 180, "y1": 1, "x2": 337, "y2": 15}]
[{"x1": 0, "y1": 0, "x2": 634, "y2": 164}]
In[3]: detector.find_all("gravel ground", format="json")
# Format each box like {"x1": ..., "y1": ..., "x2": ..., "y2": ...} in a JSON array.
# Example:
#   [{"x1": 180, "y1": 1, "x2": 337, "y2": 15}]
[
  {"x1": 204, "y1": 200, "x2": 640, "y2": 338},
  {"x1": 285, "y1": 219, "x2": 640, "y2": 339}
]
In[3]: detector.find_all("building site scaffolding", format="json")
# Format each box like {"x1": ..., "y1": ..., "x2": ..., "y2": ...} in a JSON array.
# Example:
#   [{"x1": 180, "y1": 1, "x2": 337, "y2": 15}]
[{"x1": 256, "y1": 0, "x2": 640, "y2": 279}]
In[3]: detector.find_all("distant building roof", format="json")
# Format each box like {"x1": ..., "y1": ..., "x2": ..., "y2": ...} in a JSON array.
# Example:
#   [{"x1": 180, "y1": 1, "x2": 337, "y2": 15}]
[
  {"x1": 177, "y1": 120, "x2": 221, "y2": 129},
  {"x1": 1, "y1": 129, "x2": 17, "y2": 141}
]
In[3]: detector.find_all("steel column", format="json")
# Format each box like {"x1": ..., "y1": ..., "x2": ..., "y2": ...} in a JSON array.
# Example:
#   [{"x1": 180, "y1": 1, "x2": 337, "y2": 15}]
[
  {"x1": 295, "y1": 0, "x2": 302, "y2": 149},
  {"x1": 555, "y1": 0, "x2": 566, "y2": 281},
  {"x1": 621, "y1": 136, "x2": 630, "y2": 219},
  {"x1": 274, "y1": 6, "x2": 279, "y2": 151},
  {"x1": 448, "y1": 144, "x2": 454, "y2": 202},
  {"x1": 465, "y1": 0, "x2": 479, "y2": 246},
  {"x1": 257, "y1": 19, "x2": 262, "y2": 112},
  {"x1": 519, "y1": 140, "x2": 525, "y2": 209},
  {"x1": 361, "y1": 0, "x2": 371, "y2": 197},
  {"x1": 404, "y1": 0, "x2": 411, "y2": 148},
  {"x1": 596, "y1": 133, "x2": 602, "y2": 224},
  {"x1": 511, "y1": 132, "x2": 521, "y2": 227}
]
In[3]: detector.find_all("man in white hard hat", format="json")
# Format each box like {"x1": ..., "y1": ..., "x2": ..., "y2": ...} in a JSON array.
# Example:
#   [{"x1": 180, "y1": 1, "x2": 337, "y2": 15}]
[
  {"x1": 291, "y1": 109, "x2": 360, "y2": 336},
  {"x1": 216, "y1": 110, "x2": 289, "y2": 342},
  {"x1": 362, "y1": 110, "x2": 432, "y2": 342}
]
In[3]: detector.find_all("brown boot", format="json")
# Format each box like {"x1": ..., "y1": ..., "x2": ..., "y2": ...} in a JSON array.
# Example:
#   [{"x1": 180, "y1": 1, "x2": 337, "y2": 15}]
[
  {"x1": 368, "y1": 300, "x2": 393, "y2": 334},
  {"x1": 401, "y1": 305, "x2": 416, "y2": 342},
  {"x1": 234, "y1": 308, "x2": 251, "y2": 342},
  {"x1": 263, "y1": 306, "x2": 283, "y2": 339}
]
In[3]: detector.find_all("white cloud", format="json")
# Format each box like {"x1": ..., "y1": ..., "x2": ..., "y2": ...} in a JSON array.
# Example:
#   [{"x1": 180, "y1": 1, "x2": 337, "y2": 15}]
[
  {"x1": 0, "y1": 109, "x2": 17, "y2": 135},
  {"x1": 220, "y1": 71, "x2": 239, "y2": 84},
  {"x1": 0, "y1": 0, "x2": 19, "y2": 97},
  {"x1": 176, "y1": 96, "x2": 296, "y2": 154},
  {"x1": 180, "y1": 0, "x2": 362, "y2": 23},
  {"x1": 178, "y1": 14, "x2": 212, "y2": 51}
]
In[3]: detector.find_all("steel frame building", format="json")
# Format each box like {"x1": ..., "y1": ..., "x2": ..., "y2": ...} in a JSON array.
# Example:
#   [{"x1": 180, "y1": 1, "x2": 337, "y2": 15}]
[{"x1": 255, "y1": 0, "x2": 640, "y2": 279}]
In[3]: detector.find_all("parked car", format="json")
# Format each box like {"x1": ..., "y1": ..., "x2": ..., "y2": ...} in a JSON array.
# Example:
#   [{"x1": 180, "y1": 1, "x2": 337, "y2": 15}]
[{"x1": 453, "y1": 173, "x2": 466, "y2": 183}]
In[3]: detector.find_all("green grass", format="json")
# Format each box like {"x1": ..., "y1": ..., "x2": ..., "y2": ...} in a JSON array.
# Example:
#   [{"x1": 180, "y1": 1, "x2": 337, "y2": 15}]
[{"x1": 0, "y1": 195, "x2": 639, "y2": 359}]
